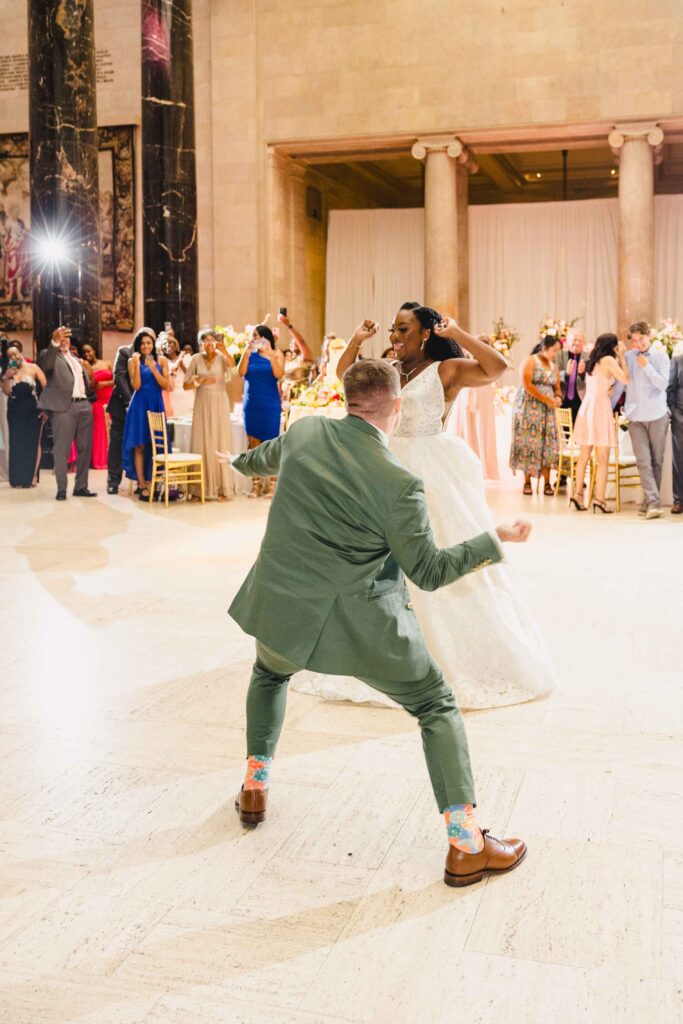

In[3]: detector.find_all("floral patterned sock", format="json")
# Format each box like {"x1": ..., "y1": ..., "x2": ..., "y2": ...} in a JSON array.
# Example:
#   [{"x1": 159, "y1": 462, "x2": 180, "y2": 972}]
[
  {"x1": 444, "y1": 803, "x2": 484, "y2": 853},
  {"x1": 244, "y1": 754, "x2": 272, "y2": 791}
]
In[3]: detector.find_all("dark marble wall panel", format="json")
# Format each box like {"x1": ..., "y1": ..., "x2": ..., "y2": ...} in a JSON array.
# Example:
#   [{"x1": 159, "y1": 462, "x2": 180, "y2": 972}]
[
  {"x1": 142, "y1": 0, "x2": 199, "y2": 349},
  {"x1": 28, "y1": 0, "x2": 102, "y2": 354}
]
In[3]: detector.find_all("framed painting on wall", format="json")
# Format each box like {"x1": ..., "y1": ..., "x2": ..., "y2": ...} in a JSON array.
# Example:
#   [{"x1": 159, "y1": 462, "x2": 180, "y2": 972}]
[{"x1": 0, "y1": 125, "x2": 135, "y2": 333}]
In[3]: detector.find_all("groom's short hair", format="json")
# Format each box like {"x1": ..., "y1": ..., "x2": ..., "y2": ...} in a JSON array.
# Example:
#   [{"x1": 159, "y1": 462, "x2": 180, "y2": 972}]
[{"x1": 343, "y1": 359, "x2": 400, "y2": 417}]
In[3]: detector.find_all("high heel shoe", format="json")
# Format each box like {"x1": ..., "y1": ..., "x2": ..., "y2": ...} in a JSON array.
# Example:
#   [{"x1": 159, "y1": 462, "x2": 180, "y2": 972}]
[
  {"x1": 569, "y1": 493, "x2": 585, "y2": 511},
  {"x1": 592, "y1": 498, "x2": 612, "y2": 514}
]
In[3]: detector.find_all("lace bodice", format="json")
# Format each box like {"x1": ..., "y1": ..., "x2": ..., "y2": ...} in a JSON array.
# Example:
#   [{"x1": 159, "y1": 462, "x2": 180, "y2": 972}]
[{"x1": 395, "y1": 362, "x2": 444, "y2": 437}]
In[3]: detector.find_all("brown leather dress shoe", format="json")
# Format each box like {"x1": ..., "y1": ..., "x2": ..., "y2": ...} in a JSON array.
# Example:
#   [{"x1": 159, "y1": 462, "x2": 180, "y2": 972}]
[
  {"x1": 671, "y1": 504, "x2": 682, "y2": 515},
  {"x1": 444, "y1": 829, "x2": 527, "y2": 887},
  {"x1": 234, "y1": 786, "x2": 268, "y2": 826}
]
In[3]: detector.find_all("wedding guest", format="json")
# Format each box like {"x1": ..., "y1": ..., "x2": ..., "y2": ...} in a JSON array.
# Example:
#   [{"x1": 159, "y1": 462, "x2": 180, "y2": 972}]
[
  {"x1": 615, "y1": 322, "x2": 671, "y2": 519},
  {"x1": 667, "y1": 339, "x2": 683, "y2": 515},
  {"x1": 239, "y1": 324, "x2": 284, "y2": 498},
  {"x1": 0, "y1": 336, "x2": 9, "y2": 481},
  {"x1": 81, "y1": 343, "x2": 113, "y2": 471},
  {"x1": 558, "y1": 328, "x2": 587, "y2": 422},
  {"x1": 381, "y1": 346, "x2": 398, "y2": 360},
  {"x1": 1, "y1": 341, "x2": 46, "y2": 488},
  {"x1": 38, "y1": 326, "x2": 97, "y2": 501},
  {"x1": 570, "y1": 334, "x2": 629, "y2": 513},
  {"x1": 122, "y1": 328, "x2": 169, "y2": 502},
  {"x1": 162, "y1": 332, "x2": 193, "y2": 418},
  {"x1": 448, "y1": 334, "x2": 500, "y2": 480},
  {"x1": 510, "y1": 335, "x2": 562, "y2": 495},
  {"x1": 106, "y1": 341, "x2": 134, "y2": 494},
  {"x1": 183, "y1": 328, "x2": 235, "y2": 500},
  {"x1": 278, "y1": 311, "x2": 314, "y2": 403}
]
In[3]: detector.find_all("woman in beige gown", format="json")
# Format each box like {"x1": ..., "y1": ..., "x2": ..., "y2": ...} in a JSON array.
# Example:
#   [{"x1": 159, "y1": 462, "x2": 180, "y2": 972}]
[{"x1": 184, "y1": 330, "x2": 235, "y2": 500}]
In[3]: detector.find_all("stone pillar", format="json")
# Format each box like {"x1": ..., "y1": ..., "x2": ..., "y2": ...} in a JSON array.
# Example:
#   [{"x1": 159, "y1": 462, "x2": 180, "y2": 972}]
[
  {"x1": 609, "y1": 122, "x2": 664, "y2": 337},
  {"x1": 28, "y1": 0, "x2": 101, "y2": 353},
  {"x1": 142, "y1": 0, "x2": 199, "y2": 348},
  {"x1": 411, "y1": 137, "x2": 477, "y2": 328}
]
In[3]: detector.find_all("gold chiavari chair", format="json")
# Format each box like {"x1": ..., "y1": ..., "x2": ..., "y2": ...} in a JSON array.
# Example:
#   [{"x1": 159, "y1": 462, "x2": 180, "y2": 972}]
[
  {"x1": 554, "y1": 407, "x2": 594, "y2": 499},
  {"x1": 588, "y1": 414, "x2": 640, "y2": 512},
  {"x1": 147, "y1": 411, "x2": 205, "y2": 508}
]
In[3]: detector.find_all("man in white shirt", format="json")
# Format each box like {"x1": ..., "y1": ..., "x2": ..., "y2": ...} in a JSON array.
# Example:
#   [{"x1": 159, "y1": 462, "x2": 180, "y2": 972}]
[{"x1": 38, "y1": 326, "x2": 96, "y2": 500}]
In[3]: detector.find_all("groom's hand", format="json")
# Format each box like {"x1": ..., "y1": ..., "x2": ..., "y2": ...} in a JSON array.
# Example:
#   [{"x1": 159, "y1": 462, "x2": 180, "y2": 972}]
[{"x1": 496, "y1": 520, "x2": 532, "y2": 543}]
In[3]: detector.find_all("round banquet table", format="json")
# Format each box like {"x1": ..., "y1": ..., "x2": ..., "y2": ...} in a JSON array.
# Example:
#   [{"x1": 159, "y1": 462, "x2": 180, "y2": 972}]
[{"x1": 287, "y1": 403, "x2": 347, "y2": 427}]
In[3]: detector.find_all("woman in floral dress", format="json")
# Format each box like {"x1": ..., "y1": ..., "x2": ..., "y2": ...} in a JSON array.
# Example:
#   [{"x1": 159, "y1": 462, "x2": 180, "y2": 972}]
[{"x1": 510, "y1": 335, "x2": 562, "y2": 494}]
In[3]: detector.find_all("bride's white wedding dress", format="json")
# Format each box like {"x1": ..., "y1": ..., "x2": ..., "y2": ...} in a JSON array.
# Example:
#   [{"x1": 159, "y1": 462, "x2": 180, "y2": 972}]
[{"x1": 292, "y1": 362, "x2": 556, "y2": 710}]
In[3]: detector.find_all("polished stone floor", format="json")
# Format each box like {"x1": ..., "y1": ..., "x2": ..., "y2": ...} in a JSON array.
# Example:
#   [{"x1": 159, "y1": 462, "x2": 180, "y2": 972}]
[{"x1": 1, "y1": 469, "x2": 681, "y2": 1023}]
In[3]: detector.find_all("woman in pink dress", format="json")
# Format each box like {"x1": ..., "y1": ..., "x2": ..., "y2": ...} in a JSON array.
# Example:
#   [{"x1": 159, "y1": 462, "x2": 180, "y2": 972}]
[
  {"x1": 571, "y1": 333, "x2": 629, "y2": 513},
  {"x1": 82, "y1": 343, "x2": 113, "y2": 470},
  {"x1": 447, "y1": 336, "x2": 500, "y2": 479}
]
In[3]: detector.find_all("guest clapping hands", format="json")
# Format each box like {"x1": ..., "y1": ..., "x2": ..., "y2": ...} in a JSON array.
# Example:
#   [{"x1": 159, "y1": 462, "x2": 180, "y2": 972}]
[
  {"x1": 239, "y1": 325, "x2": 285, "y2": 498},
  {"x1": 122, "y1": 328, "x2": 169, "y2": 501},
  {"x1": 510, "y1": 335, "x2": 562, "y2": 495},
  {"x1": 184, "y1": 329, "x2": 235, "y2": 500}
]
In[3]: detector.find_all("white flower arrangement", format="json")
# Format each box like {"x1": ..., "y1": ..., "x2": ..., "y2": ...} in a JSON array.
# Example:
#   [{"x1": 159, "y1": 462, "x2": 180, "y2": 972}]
[
  {"x1": 649, "y1": 319, "x2": 683, "y2": 358},
  {"x1": 490, "y1": 318, "x2": 520, "y2": 363}
]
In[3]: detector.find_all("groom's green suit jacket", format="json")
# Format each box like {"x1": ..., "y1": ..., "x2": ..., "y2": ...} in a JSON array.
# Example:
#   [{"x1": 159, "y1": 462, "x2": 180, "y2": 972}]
[{"x1": 229, "y1": 414, "x2": 502, "y2": 681}]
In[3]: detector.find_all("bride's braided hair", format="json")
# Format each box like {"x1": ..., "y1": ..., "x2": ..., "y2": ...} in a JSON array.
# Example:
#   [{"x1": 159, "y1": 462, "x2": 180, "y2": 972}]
[{"x1": 400, "y1": 302, "x2": 464, "y2": 360}]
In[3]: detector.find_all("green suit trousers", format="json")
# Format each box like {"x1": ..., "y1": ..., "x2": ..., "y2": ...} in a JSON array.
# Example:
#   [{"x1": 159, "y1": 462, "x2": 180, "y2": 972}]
[{"x1": 247, "y1": 642, "x2": 476, "y2": 812}]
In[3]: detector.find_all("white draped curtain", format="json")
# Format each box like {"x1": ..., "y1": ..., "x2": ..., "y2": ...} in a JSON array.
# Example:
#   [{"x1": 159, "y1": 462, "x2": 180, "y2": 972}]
[
  {"x1": 325, "y1": 196, "x2": 683, "y2": 357},
  {"x1": 325, "y1": 208, "x2": 424, "y2": 357}
]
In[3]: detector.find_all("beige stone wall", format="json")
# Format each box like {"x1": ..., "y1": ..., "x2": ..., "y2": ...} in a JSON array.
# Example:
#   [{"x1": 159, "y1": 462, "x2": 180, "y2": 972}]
[{"x1": 252, "y1": 0, "x2": 682, "y2": 136}]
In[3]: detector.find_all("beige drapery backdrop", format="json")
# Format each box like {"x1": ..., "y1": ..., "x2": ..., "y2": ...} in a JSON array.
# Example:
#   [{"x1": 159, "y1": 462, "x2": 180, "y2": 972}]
[{"x1": 325, "y1": 197, "x2": 683, "y2": 356}]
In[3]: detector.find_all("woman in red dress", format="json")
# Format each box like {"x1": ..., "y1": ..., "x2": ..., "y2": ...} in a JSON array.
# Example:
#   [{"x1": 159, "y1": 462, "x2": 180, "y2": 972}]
[{"x1": 82, "y1": 343, "x2": 114, "y2": 470}]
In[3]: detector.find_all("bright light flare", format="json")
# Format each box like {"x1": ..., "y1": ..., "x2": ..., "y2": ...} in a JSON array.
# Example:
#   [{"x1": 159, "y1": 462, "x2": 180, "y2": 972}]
[{"x1": 36, "y1": 234, "x2": 69, "y2": 266}]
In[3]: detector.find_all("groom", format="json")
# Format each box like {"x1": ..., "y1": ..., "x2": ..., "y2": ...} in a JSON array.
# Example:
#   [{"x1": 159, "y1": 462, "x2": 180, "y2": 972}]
[{"x1": 224, "y1": 359, "x2": 530, "y2": 887}]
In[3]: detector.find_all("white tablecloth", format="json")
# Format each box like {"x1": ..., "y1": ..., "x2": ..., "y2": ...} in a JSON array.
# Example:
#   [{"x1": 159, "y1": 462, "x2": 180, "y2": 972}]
[
  {"x1": 287, "y1": 404, "x2": 346, "y2": 427},
  {"x1": 168, "y1": 410, "x2": 251, "y2": 496}
]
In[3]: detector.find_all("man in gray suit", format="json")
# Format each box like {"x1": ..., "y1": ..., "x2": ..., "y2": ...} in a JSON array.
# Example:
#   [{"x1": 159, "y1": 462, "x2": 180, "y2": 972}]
[{"x1": 38, "y1": 326, "x2": 96, "y2": 500}]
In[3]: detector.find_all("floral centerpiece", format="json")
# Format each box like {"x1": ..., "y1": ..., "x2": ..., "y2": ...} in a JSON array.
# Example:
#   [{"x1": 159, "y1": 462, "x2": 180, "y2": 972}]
[
  {"x1": 650, "y1": 319, "x2": 683, "y2": 357},
  {"x1": 538, "y1": 316, "x2": 580, "y2": 344},
  {"x1": 489, "y1": 318, "x2": 520, "y2": 362},
  {"x1": 494, "y1": 385, "x2": 517, "y2": 413},
  {"x1": 214, "y1": 324, "x2": 250, "y2": 366},
  {"x1": 291, "y1": 376, "x2": 345, "y2": 409}
]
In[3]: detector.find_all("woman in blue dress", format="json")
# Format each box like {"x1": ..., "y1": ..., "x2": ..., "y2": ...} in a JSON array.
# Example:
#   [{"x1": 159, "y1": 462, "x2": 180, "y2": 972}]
[
  {"x1": 239, "y1": 324, "x2": 285, "y2": 498},
  {"x1": 122, "y1": 327, "x2": 169, "y2": 501}
]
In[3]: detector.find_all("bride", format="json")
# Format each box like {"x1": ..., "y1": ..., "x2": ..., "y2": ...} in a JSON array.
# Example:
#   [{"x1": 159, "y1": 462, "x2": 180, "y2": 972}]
[{"x1": 293, "y1": 303, "x2": 556, "y2": 710}]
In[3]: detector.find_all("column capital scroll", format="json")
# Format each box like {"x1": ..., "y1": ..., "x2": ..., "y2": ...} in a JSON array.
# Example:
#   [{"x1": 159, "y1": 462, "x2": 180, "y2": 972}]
[
  {"x1": 411, "y1": 136, "x2": 478, "y2": 173},
  {"x1": 609, "y1": 122, "x2": 664, "y2": 163}
]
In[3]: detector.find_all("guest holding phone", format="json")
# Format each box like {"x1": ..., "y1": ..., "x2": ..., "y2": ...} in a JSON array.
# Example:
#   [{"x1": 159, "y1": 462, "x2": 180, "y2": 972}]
[
  {"x1": 239, "y1": 324, "x2": 285, "y2": 498},
  {"x1": 183, "y1": 328, "x2": 235, "y2": 500},
  {"x1": 122, "y1": 327, "x2": 169, "y2": 501}
]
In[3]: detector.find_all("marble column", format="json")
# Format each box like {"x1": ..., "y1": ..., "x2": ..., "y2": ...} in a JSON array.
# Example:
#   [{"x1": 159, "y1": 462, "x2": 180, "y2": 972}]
[
  {"x1": 28, "y1": 0, "x2": 101, "y2": 353},
  {"x1": 142, "y1": 0, "x2": 199, "y2": 348},
  {"x1": 609, "y1": 122, "x2": 664, "y2": 337},
  {"x1": 412, "y1": 137, "x2": 477, "y2": 328}
]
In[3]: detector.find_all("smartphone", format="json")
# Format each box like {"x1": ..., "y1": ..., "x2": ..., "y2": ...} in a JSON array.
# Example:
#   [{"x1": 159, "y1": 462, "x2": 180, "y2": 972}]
[
  {"x1": 164, "y1": 321, "x2": 172, "y2": 332},
  {"x1": 279, "y1": 307, "x2": 287, "y2": 317}
]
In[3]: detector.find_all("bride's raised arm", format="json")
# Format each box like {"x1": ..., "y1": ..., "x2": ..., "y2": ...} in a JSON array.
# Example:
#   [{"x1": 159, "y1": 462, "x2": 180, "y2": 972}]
[
  {"x1": 335, "y1": 319, "x2": 379, "y2": 380},
  {"x1": 434, "y1": 318, "x2": 507, "y2": 398}
]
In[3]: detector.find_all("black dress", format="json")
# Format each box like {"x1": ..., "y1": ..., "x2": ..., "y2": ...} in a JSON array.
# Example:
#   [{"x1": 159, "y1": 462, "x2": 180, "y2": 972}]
[{"x1": 7, "y1": 379, "x2": 43, "y2": 487}]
